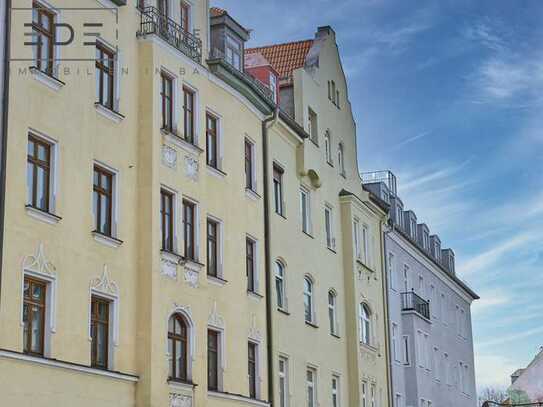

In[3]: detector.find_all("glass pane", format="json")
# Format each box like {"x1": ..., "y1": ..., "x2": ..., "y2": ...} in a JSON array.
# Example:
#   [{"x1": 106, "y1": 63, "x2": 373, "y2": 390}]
[
  {"x1": 32, "y1": 283, "x2": 44, "y2": 301},
  {"x1": 174, "y1": 318, "x2": 181, "y2": 335},
  {"x1": 36, "y1": 166, "x2": 47, "y2": 210},
  {"x1": 103, "y1": 74, "x2": 109, "y2": 106},
  {"x1": 27, "y1": 162, "x2": 34, "y2": 205},
  {"x1": 23, "y1": 304, "x2": 29, "y2": 351},
  {"x1": 31, "y1": 305, "x2": 43, "y2": 353},
  {"x1": 97, "y1": 323, "x2": 107, "y2": 365},
  {"x1": 98, "y1": 302, "x2": 108, "y2": 320},
  {"x1": 99, "y1": 195, "x2": 108, "y2": 233}
]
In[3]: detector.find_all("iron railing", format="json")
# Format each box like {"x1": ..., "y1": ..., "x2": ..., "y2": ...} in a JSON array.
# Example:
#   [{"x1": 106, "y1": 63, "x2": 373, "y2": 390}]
[
  {"x1": 208, "y1": 48, "x2": 275, "y2": 103},
  {"x1": 483, "y1": 402, "x2": 543, "y2": 407},
  {"x1": 401, "y1": 291, "x2": 430, "y2": 320},
  {"x1": 137, "y1": 6, "x2": 202, "y2": 63},
  {"x1": 361, "y1": 170, "x2": 397, "y2": 196}
]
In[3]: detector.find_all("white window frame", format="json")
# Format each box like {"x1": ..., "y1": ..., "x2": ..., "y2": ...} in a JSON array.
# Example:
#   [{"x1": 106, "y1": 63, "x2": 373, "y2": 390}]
[
  {"x1": 88, "y1": 284, "x2": 119, "y2": 371},
  {"x1": 362, "y1": 381, "x2": 368, "y2": 407},
  {"x1": 95, "y1": 37, "x2": 122, "y2": 114},
  {"x1": 387, "y1": 252, "x2": 395, "y2": 290},
  {"x1": 433, "y1": 346, "x2": 440, "y2": 381},
  {"x1": 166, "y1": 305, "x2": 196, "y2": 383},
  {"x1": 160, "y1": 184, "x2": 180, "y2": 254},
  {"x1": 225, "y1": 33, "x2": 243, "y2": 70},
  {"x1": 247, "y1": 339, "x2": 262, "y2": 399},
  {"x1": 328, "y1": 290, "x2": 338, "y2": 336},
  {"x1": 395, "y1": 393, "x2": 402, "y2": 407},
  {"x1": 300, "y1": 186, "x2": 312, "y2": 235},
  {"x1": 92, "y1": 160, "x2": 120, "y2": 242},
  {"x1": 332, "y1": 374, "x2": 341, "y2": 407},
  {"x1": 324, "y1": 204, "x2": 335, "y2": 250},
  {"x1": 275, "y1": 260, "x2": 287, "y2": 311},
  {"x1": 269, "y1": 73, "x2": 278, "y2": 103},
  {"x1": 402, "y1": 335, "x2": 410, "y2": 365},
  {"x1": 306, "y1": 366, "x2": 317, "y2": 407},
  {"x1": 278, "y1": 356, "x2": 289, "y2": 407},
  {"x1": 304, "y1": 275, "x2": 316, "y2": 324},
  {"x1": 362, "y1": 224, "x2": 370, "y2": 266},
  {"x1": 179, "y1": 0, "x2": 193, "y2": 32},
  {"x1": 182, "y1": 195, "x2": 200, "y2": 262},
  {"x1": 246, "y1": 234, "x2": 260, "y2": 294},
  {"x1": 308, "y1": 107, "x2": 318, "y2": 144},
  {"x1": 338, "y1": 143, "x2": 345, "y2": 175},
  {"x1": 370, "y1": 383, "x2": 376, "y2": 407},
  {"x1": 403, "y1": 265, "x2": 410, "y2": 292},
  {"x1": 181, "y1": 81, "x2": 201, "y2": 146},
  {"x1": 392, "y1": 323, "x2": 399, "y2": 362},
  {"x1": 206, "y1": 214, "x2": 224, "y2": 281},
  {"x1": 245, "y1": 136, "x2": 257, "y2": 193},
  {"x1": 353, "y1": 219, "x2": 362, "y2": 260},
  {"x1": 31, "y1": 0, "x2": 62, "y2": 78},
  {"x1": 324, "y1": 131, "x2": 332, "y2": 164},
  {"x1": 359, "y1": 303, "x2": 371, "y2": 346},
  {"x1": 159, "y1": 66, "x2": 179, "y2": 134},
  {"x1": 207, "y1": 326, "x2": 225, "y2": 392}
]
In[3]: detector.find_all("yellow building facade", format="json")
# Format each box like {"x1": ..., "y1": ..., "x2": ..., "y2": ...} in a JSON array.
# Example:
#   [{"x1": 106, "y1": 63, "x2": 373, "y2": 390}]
[{"x1": 0, "y1": 2, "x2": 391, "y2": 407}]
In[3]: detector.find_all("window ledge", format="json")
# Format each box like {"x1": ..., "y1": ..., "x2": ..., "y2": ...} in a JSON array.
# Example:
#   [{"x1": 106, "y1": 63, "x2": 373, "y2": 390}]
[
  {"x1": 168, "y1": 379, "x2": 197, "y2": 391},
  {"x1": 25, "y1": 205, "x2": 62, "y2": 225},
  {"x1": 161, "y1": 250, "x2": 183, "y2": 263},
  {"x1": 208, "y1": 391, "x2": 270, "y2": 407},
  {"x1": 163, "y1": 131, "x2": 203, "y2": 156},
  {"x1": 305, "y1": 321, "x2": 319, "y2": 329},
  {"x1": 245, "y1": 188, "x2": 261, "y2": 201},
  {"x1": 331, "y1": 333, "x2": 341, "y2": 339},
  {"x1": 247, "y1": 291, "x2": 263, "y2": 301},
  {"x1": 275, "y1": 212, "x2": 287, "y2": 220},
  {"x1": 182, "y1": 258, "x2": 205, "y2": 271},
  {"x1": 207, "y1": 275, "x2": 228, "y2": 287},
  {"x1": 277, "y1": 308, "x2": 290, "y2": 316},
  {"x1": 207, "y1": 165, "x2": 227, "y2": 179},
  {"x1": 359, "y1": 342, "x2": 378, "y2": 353},
  {"x1": 327, "y1": 160, "x2": 334, "y2": 168},
  {"x1": 30, "y1": 67, "x2": 65, "y2": 92},
  {"x1": 327, "y1": 246, "x2": 337, "y2": 254},
  {"x1": 302, "y1": 231, "x2": 314, "y2": 239},
  {"x1": 340, "y1": 171, "x2": 347, "y2": 179},
  {"x1": 92, "y1": 231, "x2": 123, "y2": 248},
  {"x1": 95, "y1": 103, "x2": 125, "y2": 124}
]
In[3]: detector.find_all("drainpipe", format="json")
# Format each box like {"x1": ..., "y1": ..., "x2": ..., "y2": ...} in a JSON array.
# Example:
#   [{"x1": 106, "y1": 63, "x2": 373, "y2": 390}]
[
  {"x1": 0, "y1": 0, "x2": 12, "y2": 310},
  {"x1": 381, "y1": 219, "x2": 394, "y2": 405},
  {"x1": 262, "y1": 107, "x2": 278, "y2": 406}
]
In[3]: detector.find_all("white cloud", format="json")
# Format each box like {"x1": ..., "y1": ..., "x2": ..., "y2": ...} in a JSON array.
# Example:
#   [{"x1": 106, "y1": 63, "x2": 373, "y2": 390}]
[
  {"x1": 471, "y1": 289, "x2": 511, "y2": 316},
  {"x1": 477, "y1": 326, "x2": 543, "y2": 349},
  {"x1": 391, "y1": 131, "x2": 432, "y2": 150}
]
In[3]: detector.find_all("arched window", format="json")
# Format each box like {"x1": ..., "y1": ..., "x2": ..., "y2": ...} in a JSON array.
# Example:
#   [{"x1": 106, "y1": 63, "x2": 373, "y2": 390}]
[
  {"x1": 359, "y1": 303, "x2": 371, "y2": 345},
  {"x1": 324, "y1": 131, "x2": 332, "y2": 164},
  {"x1": 168, "y1": 314, "x2": 189, "y2": 381},
  {"x1": 304, "y1": 277, "x2": 314, "y2": 323},
  {"x1": 275, "y1": 261, "x2": 286, "y2": 310},
  {"x1": 328, "y1": 291, "x2": 337, "y2": 335},
  {"x1": 338, "y1": 143, "x2": 345, "y2": 175}
]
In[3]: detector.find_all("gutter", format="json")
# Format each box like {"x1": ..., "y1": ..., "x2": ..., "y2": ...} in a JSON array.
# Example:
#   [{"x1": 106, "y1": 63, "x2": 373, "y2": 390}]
[
  {"x1": 262, "y1": 107, "x2": 279, "y2": 405},
  {"x1": 0, "y1": 0, "x2": 12, "y2": 310},
  {"x1": 382, "y1": 221, "x2": 394, "y2": 406}
]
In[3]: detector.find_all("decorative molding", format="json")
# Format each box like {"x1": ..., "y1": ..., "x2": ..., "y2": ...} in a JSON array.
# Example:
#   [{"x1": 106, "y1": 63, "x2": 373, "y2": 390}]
[
  {"x1": 162, "y1": 145, "x2": 178, "y2": 169},
  {"x1": 92, "y1": 232, "x2": 123, "y2": 249},
  {"x1": 248, "y1": 314, "x2": 262, "y2": 342},
  {"x1": 169, "y1": 393, "x2": 192, "y2": 407},
  {"x1": 183, "y1": 262, "x2": 201, "y2": 288},
  {"x1": 25, "y1": 206, "x2": 61, "y2": 225},
  {"x1": 94, "y1": 103, "x2": 124, "y2": 124},
  {"x1": 161, "y1": 258, "x2": 178, "y2": 280},
  {"x1": 30, "y1": 67, "x2": 65, "y2": 92},
  {"x1": 208, "y1": 301, "x2": 225, "y2": 329},
  {"x1": 22, "y1": 243, "x2": 56, "y2": 276},
  {"x1": 171, "y1": 303, "x2": 193, "y2": 322},
  {"x1": 90, "y1": 265, "x2": 119, "y2": 296},
  {"x1": 208, "y1": 391, "x2": 270, "y2": 407},
  {"x1": 185, "y1": 155, "x2": 199, "y2": 182}
]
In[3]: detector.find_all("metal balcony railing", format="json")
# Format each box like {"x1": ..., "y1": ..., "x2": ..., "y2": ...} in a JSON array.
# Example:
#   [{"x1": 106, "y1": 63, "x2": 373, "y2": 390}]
[
  {"x1": 483, "y1": 402, "x2": 543, "y2": 407},
  {"x1": 361, "y1": 170, "x2": 397, "y2": 196},
  {"x1": 137, "y1": 6, "x2": 202, "y2": 64},
  {"x1": 401, "y1": 291, "x2": 430, "y2": 320}
]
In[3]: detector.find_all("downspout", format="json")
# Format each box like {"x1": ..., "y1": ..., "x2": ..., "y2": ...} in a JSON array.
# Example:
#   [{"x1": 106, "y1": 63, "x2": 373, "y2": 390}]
[
  {"x1": 0, "y1": 0, "x2": 12, "y2": 310},
  {"x1": 381, "y1": 219, "x2": 394, "y2": 405},
  {"x1": 262, "y1": 107, "x2": 278, "y2": 406}
]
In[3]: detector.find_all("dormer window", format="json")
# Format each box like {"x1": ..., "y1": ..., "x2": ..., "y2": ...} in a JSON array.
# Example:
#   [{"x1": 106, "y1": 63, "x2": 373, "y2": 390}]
[
  {"x1": 410, "y1": 218, "x2": 417, "y2": 239},
  {"x1": 225, "y1": 34, "x2": 242, "y2": 70},
  {"x1": 423, "y1": 230, "x2": 429, "y2": 250}
]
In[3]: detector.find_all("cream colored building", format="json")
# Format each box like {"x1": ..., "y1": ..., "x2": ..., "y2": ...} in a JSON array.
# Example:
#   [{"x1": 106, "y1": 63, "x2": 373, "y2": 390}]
[{"x1": 0, "y1": 2, "x2": 391, "y2": 407}]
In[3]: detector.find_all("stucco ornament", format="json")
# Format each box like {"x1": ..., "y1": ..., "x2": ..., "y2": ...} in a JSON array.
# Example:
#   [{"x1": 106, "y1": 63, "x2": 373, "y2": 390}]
[
  {"x1": 161, "y1": 258, "x2": 178, "y2": 280},
  {"x1": 162, "y1": 145, "x2": 177, "y2": 169},
  {"x1": 22, "y1": 242, "x2": 56, "y2": 275},
  {"x1": 185, "y1": 155, "x2": 199, "y2": 182},
  {"x1": 183, "y1": 262, "x2": 200, "y2": 288},
  {"x1": 208, "y1": 301, "x2": 225, "y2": 329},
  {"x1": 169, "y1": 393, "x2": 192, "y2": 407},
  {"x1": 248, "y1": 313, "x2": 262, "y2": 342},
  {"x1": 171, "y1": 303, "x2": 193, "y2": 321},
  {"x1": 90, "y1": 265, "x2": 119, "y2": 296}
]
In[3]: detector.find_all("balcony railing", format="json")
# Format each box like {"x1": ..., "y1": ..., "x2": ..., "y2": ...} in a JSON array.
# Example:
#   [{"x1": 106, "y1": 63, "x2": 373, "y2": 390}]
[
  {"x1": 361, "y1": 170, "x2": 397, "y2": 196},
  {"x1": 401, "y1": 291, "x2": 430, "y2": 320},
  {"x1": 137, "y1": 6, "x2": 202, "y2": 64}
]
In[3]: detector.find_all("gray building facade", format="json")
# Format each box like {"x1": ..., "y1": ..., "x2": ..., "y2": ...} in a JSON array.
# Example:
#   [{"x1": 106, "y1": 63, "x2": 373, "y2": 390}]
[{"x1": 363, "y1": 171, "x2": 479, "y2": 407}]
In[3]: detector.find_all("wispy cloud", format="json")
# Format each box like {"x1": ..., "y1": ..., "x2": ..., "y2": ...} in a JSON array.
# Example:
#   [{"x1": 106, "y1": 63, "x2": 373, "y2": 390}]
[
  {"x1": 392, "y1": 131, "x2": 432, "y2": 150},
  {"x1": 477, "y1": 326, "x2": 543, "y2": 349}
]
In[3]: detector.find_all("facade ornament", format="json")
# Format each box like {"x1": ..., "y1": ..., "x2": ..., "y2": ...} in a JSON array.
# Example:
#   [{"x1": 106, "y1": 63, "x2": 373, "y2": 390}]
[
  {"x1": 161, "y1": 258, "x2": 178, "y2": 280},
  {"x1": 248, "y1": 313, "x2": 262, "y2": 342},
  {"x1": 185, "y1": 155, "x2": 199, "y2": 182},
  {"x1": 90, "y1": 264, "x2": 119, "y2": 296},
  {"x1": 172, "y1": 303, "x2": 193, "y2": 321},
  {"x1": 169, "y1": 393, "x2": 192, "y2": 407},
  {"x1": 22, "y1": 242, "x2": 56, "y2": 275},
  {"x1": 162, "y1": 145, "x2": 178, "y2": 169},
  {"x1": 183, "y1": 262, "x2": 200, "y2": 288},
  {"x1": 208, "y1": 301, "x2": 225, "y2": 329}
]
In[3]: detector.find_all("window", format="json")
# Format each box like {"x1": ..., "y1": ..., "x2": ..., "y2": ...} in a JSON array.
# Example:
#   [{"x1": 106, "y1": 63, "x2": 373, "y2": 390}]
[
  {"x1": 395, "y1": 394, "x2": 402, "y2": 407},
  {"x1": 423, "y1": 230, "x2": 429, "y2": 250},
  {"x1": 96, "y1": 43, "x2": 115, "y2": 110},
  {"x1": 328, "y1": 291, "x2": 337, "y2": 335},
  {"x1": 387, "y1": 253, "x2": 395, "y2": 290},
  {"x1": 248, "y1": 342, "x2": 258, "y2": 398},
  {"x1": 180, "y1": 1, "x2": 190, "y2": 31},
  {"x1": 324, "y1": 131, "x2": 332, "y2": 163},
  {"x1": 158, "y1": 0, "x2": 169, "y2": 17},
  {"x1": 307, "y1": 368, "x2": 316, "y2": 407},
  {"x1": 441, "y1": 293, "x2": 447, "y2": 324},
  {"x1": 308, "y1": 108, "x2": 318, "y2": 143},
  {"x1": 418, "y1": 275, "x2": 424, "y2": 298},
  {"x1": 324, "y1": 206, "x2": 334, "y2": 249},
  {"x1": 32, "y1": 1, "x2": 55, "y2": 75},
  {"x1": 161, "y1": 189, "x2": 174, "y2": 252},
  {"x1": 27, "y1": 134, "x2": 51, "y2": 212},
  {"x1": 338, "y1": 144, "x2": 345, "y2": 175},
  {"x1": 353, "y1": 220, "x2": 361, "y2": 260},
  {"x1": 300, "y1": 187, "x2": 311, "y2": 234},
  {"x1": 410, "y1": 218, "x2": 417, "y2": 239},
  {"x1": 396, "y1": 206, "x2": 403, "y2": 227},
  {"x1": 206, "y1": 113, "x2": 220, "y2": 168},
  {"x1": 444, "y1": 353, "x2": 450, "y2": 385},
  {"x1": 402, "y1": 335, "x2": 410, "y2": 365},
  {"x1": 332, "y1": 375, "x2": 340, "y2": 407},
  {"x1": 246, "y1": 238, "x2": 256, "y2": 293},
  {"x1": 359, "y1": 303, "x2": 371, "y2": 345},
  {"x1": 183, "y1": 199, "x2": 196, "y2": 260},
  {"x1": 403, "y1": 265, "x2": 410, "y2": 292},
  {"x1": 270, "y1": 73, "x2": 278, "y2": 103},
  {"x1": 304, "y1": 277, "x2": 314, "y2": 324},
  {"x1": 434, "y1": 347, "x2": 440, "y2": 381},
  {"x1": 392, "y1": 323, "x2": 399, "y2": 362},
  {"x1": 23, "y1": 277, "x2": 46, "y2": 355},
  {"x1": 362, "y1": 225, "x2": 370, "y2": 265},
  {"x1": 362, "y1": 381, "x2": 367, "y2": 407},
  {"x1": 93, "y1": 165, "x2": 114, "y2": 237},
  {"x1": 161, "y1": 72, "x2": 174, "y2": 132},
  {"x1": 207, "y1": 219, "x2": 219, "y2": 277},
  {"x1": 183, "y1": 87, "x2": 195, "y2": 143},
  {"x1": 245, "y1": 139, "x2": 255, "y2": 191},
  {"x1": 275, "y1": 261, "x2": 286, "y2": 310},
  {"x1": 370, "y1": 384, "x2": 376, "y2": 407},
  {"x1": 208, "y1": 330, "x2": 219, "y2": 390},
  {"x1": 168, "y1": 314, "x2": 189, "y2": 381},
  {"x1": 226, "y1": 34, "x2": 242, "y2": 70},
  {"x1": 90, "y1": 296, "x2": 110, "y2": 369},
  {"x1": 273, "y1": 164, "x2": 284, "y2": 216},
  {"x1": 336, "y1": 89, "x2": 340, "y2": 108},
  {"x1": 278, "y1": 357, "x2": 289, "y2": 407}
]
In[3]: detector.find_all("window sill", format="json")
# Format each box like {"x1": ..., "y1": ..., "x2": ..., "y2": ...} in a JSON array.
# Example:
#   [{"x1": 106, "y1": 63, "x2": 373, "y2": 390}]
[
  {"x1": 161, "y1": 250, "x2": 183, "y2": 264},
  {"x1": 277, "y1": 308, "x2": 290, "y2": 316},
  {"x1": 247, "y1": 291, "x2": 263, "y2": 300},
  {"x1": 182, "y1": 257, "x2": 205, "y2": 270},
  {"x1": 207, "y1": 275, "x2": 228, "y2": 287},
  {"x1": 93, "y1": 231, "x2": 123, "y2": 248},
  {"x1": 302, "y1": 231, "x2": 314, "y2": 239},
  {"x1": 208, "y1": 390, "x2": 270, "y2": 407},
  {"x1": 331, "y1": 333, "x2": 341, "y2": 339},
  {"x1": 359, "y1": 342, "x2": 378, "y2": 353},
  {"x1": 30, "y1": 67, "x2": 65, "y2": 92},
  {"x1": 340, "y1": 171, "x2": 347, "y2": 179},
  {"x1": 275, "y1": 212, "x2": 287, "y2": 220},
  {"x1": 327, "y1": 246, "x2": 337, "y2": 254},
  {"x1": 163, "y1": 131, "x2": 203, "y2": 156},
  {"x1": 245, "y1": 188, "x2": 261, "y2": 201},
  {"x1": 25, "y1": 205, "x2": 62, "y2": 225},
  {"x1": 168, "y1": 378, "x2": 198, "y2": 390},
  {"x1": 95, "y1": 103, "x2": 125, "y2": 124},
  {"x1": 305, "y1": 321, "x2": 319, "y2": 329},
  {"x1": 327, "y1": 161, "x2": 334, "y2": 168},
  {"x1": 207, "y1": 165, "x2": 227, "y2": 179}
]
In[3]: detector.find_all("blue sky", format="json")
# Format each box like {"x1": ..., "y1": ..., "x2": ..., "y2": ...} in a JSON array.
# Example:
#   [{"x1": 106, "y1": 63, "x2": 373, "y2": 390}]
[{"x1": 212, "y1": 0, "x2": 543, "y2": 391}]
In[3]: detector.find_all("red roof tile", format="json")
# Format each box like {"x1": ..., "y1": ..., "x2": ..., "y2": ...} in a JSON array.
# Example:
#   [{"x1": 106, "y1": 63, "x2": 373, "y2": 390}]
[
  {"x1": 246, "y1": 40, "x2": 314, "y2": 83},
  {"x1": 210, "y1": 7, "x2": 226, "y2": 17}
]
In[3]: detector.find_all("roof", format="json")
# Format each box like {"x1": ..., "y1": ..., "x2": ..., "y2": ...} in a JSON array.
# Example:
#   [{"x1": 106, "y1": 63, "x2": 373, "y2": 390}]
[
  {"x1": 210, "y1": 7, "x2": 226, "y2": 17},
  {"x1": 246, "y1": 40, "x2": 314, "y2": 83}
]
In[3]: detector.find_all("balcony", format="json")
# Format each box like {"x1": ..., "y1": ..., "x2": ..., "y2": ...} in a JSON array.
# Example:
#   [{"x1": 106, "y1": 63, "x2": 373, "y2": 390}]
[
  {"x1": 361, "y1": 170, "x2": 397, "y2": 197},
  {"x1": 401, "y1": 291, "x2": 430, "y2": 320},
  {"x1": 137, "y1": 6, "x2": 202, "y2": 64}
]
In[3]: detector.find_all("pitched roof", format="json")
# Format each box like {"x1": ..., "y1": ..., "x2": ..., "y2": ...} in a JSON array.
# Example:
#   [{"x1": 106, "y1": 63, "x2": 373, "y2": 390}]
[
  {"x1": 210, "y1": 7, "x2": 226, "y2": 17},
  {"x1": 246, "y1": 40, "x2": 314, "y2": 83}
]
